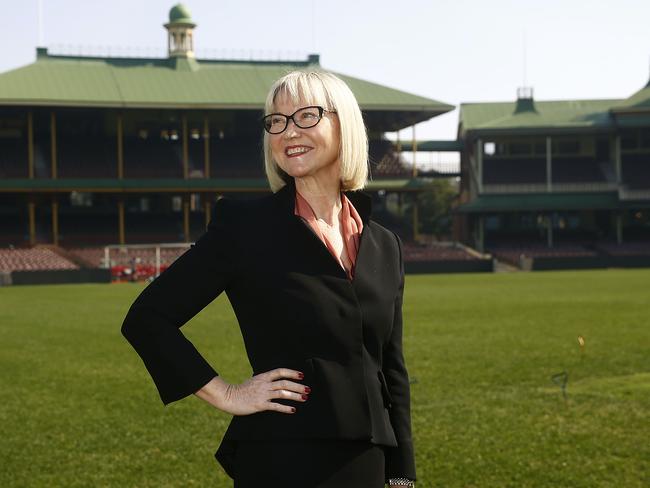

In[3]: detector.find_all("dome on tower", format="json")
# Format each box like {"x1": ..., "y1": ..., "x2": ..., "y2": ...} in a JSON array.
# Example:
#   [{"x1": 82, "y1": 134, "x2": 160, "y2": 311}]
[
  {"x1": 164, "y1": 3, "x2": 198, "y2": 59},
  {"x1": 168, "y1": 4, "x2": 194, "y2": 26}
]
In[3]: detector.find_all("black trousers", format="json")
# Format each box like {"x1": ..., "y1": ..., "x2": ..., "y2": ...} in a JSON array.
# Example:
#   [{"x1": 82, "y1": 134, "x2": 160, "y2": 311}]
[{"x1": 232, "y1": 439, "x2": 386, "y2": 488}]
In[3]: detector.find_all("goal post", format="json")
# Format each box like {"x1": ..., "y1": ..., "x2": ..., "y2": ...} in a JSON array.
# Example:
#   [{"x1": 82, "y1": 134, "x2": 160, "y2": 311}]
[{"x1": 102, "y1": 242, "x2": 191, "y2": 282}]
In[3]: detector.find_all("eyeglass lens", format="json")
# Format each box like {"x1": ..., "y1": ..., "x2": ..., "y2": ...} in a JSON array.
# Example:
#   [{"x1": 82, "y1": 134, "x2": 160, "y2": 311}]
[{"x1": 264, "y1": 106, "x2": 323, "y2": 134}]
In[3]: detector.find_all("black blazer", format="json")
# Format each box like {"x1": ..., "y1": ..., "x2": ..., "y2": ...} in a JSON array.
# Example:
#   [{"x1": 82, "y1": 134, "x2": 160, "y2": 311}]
[{"x1": 121, "y1": 178, "x2": 416, "y2": 481}]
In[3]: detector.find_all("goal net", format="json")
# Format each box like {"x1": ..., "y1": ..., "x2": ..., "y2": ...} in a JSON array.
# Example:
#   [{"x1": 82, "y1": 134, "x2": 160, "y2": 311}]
[{"x1": 102, "y1": 243, "x2": 191, "y2": 282}]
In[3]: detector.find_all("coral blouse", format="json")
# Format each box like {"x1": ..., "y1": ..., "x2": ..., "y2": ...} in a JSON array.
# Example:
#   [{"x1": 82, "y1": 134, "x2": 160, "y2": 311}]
[{"x1": 294, "y1": 190, "x2": 364, "y2": 280}]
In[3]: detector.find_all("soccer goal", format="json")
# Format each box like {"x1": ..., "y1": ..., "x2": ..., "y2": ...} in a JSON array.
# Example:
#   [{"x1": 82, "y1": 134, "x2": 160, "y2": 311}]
[{"x1": 102, "y1": 243, "x2": 191, "y2": 282}]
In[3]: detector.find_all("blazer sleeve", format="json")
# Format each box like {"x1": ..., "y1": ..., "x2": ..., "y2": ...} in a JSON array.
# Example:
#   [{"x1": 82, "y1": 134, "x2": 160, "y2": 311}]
[
  {"x1": 383, "y1": 233, "x2": 417, "y2": 481},
  {"x1": 121, "y1": 198, "x2": 237, "y2": 405}
]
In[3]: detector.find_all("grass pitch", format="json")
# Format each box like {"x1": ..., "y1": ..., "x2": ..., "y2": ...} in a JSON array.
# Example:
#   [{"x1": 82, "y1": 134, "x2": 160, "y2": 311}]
[{"x1": 1, "y1": 269, "x2": 648, "y2": 487}]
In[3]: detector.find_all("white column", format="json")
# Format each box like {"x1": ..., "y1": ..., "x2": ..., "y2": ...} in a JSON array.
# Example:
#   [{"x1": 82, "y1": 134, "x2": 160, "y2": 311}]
[
  {"x1": 546, "y1": 136, "x2": 552, "y2": 192},
  {"x1": 155, "y1": 246, "x2": 161, "y2": 277},
  {"x1": 477, "y1": 215, "x2": 484, "y2": 253},
  {"x1": 411, "y1": 125, "x2": 417, "y2": 178},
  {"x1": 477, "y1": 138, "x2": 483, "y2": 193},
  {"x1": 615, "y1": 135, "x2": 622, "y2": 184}
]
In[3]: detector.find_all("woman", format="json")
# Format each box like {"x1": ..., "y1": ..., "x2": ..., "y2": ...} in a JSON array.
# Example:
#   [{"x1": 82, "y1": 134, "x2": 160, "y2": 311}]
[{"x1": 121, "y1": 71, "x2": 416, "y2": 487}]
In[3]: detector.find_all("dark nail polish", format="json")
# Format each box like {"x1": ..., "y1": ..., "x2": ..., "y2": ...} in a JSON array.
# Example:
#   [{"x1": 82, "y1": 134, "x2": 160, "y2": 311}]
[
  {"x1": 304, "y1": 386, "x2": 311, "y2": 393},
  {"x1": 302, "y1": 394, "x2": 309, "y2": 400},
  {"x1": 297, "y1": 372, "x2": 304, "y2": 379},
  {"x1": 291, "y1": 407, "x2": 296, "y2": 413}
]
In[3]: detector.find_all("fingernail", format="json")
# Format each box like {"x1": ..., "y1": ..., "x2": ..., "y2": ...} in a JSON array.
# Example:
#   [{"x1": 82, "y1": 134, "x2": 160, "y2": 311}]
[
  {"x1": 304, "y1": 386, "x2": 311, "y2": 393},
  {"x1": 291, "y1": 407, "x2": 296, "y2": 413},
  {"x1": 297, "y1": 372, "x2": 304, "y2": 379},
  {"x1": 301, "y1": 394, "x2": 309, "y2": 400}
]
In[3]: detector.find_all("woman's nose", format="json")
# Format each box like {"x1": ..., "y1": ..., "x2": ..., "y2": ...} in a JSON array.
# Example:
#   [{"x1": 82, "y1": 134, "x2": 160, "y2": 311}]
[{"x1": 283, "y1": 119, "x2": 300, "y2": 138}]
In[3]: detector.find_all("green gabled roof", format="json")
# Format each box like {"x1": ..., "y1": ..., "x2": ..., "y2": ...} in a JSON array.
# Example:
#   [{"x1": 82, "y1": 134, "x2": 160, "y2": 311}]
[
  {"x1": 0, "y1": 49, "x2": 453, "y2": 120},
  {"x1": 338, "y1": 76, "x2": 452, "y2": 113},
  {"x1": 611, "y1": 78, "x2": 650, "y2": 114},
  {"x1": 460, "y1": 98, "x2": 619, "y2": 133}
]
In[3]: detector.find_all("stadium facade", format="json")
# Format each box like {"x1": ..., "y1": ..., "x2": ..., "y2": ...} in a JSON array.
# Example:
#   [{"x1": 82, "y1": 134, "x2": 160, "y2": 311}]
[
  {"x1": 452, "y1": 82, "x2": 650, "y2": 267},
  {"x1": 0, "y1": 4, "x2": 453, "y2": 249},
  {"x1": 2, "y1": 3, "x2": 648, "y2": 278}
]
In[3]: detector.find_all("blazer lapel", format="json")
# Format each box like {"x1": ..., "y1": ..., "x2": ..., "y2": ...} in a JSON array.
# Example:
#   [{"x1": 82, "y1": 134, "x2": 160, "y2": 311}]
[{"x1": 271, "y1": 178, "x2": 374, "y2": 283}]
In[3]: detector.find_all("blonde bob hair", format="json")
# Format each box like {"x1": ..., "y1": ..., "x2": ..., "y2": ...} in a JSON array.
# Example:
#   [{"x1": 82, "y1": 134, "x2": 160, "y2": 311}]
[{"x1": 263, "y1": 71, "x2": 369, "y2": 192}]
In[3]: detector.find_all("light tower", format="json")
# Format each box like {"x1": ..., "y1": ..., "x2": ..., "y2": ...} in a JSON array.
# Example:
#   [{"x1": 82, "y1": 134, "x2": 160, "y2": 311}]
[{"x1": 164, "y1": 4, "x2": 196, "y2": 58}]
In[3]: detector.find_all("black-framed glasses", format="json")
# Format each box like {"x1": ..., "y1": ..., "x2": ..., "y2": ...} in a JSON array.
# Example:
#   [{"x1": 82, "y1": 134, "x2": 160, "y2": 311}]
[{"x1": 263, "y1": 106, "x2": 336, "y2": 134}]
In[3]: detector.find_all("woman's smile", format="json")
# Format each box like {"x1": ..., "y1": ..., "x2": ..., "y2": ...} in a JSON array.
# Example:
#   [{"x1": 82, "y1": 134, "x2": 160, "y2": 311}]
[{"x1": 285, "y1": 145, "x2": 313, "y2": 157}]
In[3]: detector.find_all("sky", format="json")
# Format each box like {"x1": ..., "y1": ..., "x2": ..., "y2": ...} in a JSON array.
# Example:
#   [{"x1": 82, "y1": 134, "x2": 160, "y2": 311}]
[{"x1": 3, "y1": 0, "x2": 650, "y2": 141}]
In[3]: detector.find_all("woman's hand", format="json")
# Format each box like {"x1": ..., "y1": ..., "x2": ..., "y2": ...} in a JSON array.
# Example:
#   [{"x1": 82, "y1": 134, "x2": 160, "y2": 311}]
[{"x1": 194, "y1": 369, "x2": 310, "y2": 416}]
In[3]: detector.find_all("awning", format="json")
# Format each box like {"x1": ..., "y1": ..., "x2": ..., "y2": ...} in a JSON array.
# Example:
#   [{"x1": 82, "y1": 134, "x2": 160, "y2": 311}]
[{"x1": 455, "y1": 192, "x2": 626, "y2": 213}]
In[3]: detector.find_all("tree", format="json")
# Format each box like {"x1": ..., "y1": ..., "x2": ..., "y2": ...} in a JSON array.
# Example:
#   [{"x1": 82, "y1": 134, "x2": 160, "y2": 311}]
[{"x1": 414, "y1": 179, "x2": 458, "y2": 239}]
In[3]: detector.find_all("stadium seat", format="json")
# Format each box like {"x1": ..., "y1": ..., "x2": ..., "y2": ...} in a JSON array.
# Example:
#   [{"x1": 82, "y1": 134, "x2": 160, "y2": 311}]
[{"x1": 0, "y1": 247, "x2": 79, "y2": 271}]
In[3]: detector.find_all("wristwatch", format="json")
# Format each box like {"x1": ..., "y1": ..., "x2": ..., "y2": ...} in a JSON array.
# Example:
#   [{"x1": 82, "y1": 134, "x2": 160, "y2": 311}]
[{"x1": 388, "y1": 478, "x2": 415, "y2": 487}]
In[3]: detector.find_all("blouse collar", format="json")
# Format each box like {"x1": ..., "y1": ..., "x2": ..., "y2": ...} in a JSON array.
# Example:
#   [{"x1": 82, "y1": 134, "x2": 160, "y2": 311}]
[{"x1": 274, "y1": 177, "x2": 372, "y2": 224}]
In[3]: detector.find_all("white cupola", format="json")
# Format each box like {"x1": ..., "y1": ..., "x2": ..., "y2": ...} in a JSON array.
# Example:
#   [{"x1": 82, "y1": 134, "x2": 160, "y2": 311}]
[{"x1": 164, "y1": 4, "x2": 196, "y2": 58}]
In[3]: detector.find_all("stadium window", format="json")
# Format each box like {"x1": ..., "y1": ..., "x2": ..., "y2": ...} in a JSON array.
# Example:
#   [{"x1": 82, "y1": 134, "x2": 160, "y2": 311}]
[
  {"x1": 170, "y1": 130, "x2": 179, "y2": 141},
  {"x1": 534, "y1": 142, "x2": 546, "y2": 155},
  {"x1": 138, "y1": 129, "x2": 148, "y2": 140},
  {"x1": 190, "y1": 128, "x2": 201, "y2": 140},
  {"x1": 484, "y1": 216, "x2": 500, "y2": 230},
  {"x1": 190, "y1": 193, "x2": 200, "y2": 211},
  {"x1": 520, "y1": 214, "x2": 535, "y2": 229},
  {"x1": 172, "y1": 196, "x2": 182, "y2": 212},
  {"x1": 621, "y1": 136, "x2": 637, "y2": 150},
  {"x1": 555, "y1": 140, "x2": 580, "y2": 155},
  {"x1": 0, "y1": 128, "x2": 21, "y2": 138},
  {"x1": 70, "y1": 191, "x2": 93, "y2": 207},
  {"x1": 140, "y1": 197, "x2": 150, "y2": 212},
  {"x1": 509, "y1": 142, "x2": 532, "y2": 155},
  {"x1": 484, "y1": 142, "x2": 496, "y2": 155},
  {"x1": 161, "y1": 130, "x2": 170, "y2": 140},
  {"x1": 640, "y1": 131, "x2": 650, "y2": 149}
]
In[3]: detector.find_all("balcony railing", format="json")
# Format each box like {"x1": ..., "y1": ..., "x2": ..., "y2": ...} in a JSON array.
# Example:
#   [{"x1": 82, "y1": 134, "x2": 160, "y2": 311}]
[
  {"x1": 619, "y1": 187, "x2": 650, "y2": 200},
  {"x1": 481, "y1": 182, "x2": 619, "y2": 194}
]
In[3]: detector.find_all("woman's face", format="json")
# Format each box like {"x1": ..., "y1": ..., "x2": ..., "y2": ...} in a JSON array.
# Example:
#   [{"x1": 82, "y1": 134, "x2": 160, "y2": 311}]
[{"x1": 269, "y1": 94, "x2": 341, "y2": 184}]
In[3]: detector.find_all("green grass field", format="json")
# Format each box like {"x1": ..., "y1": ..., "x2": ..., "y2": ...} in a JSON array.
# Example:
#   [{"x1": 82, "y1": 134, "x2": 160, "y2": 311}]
[{"x1": 1, "y1": 269, "x2": 648, "y2": 487}]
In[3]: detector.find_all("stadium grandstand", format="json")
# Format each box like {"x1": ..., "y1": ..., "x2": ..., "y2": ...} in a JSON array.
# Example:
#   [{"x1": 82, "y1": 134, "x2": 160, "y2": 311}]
[
  {"x1": 4, "y1": 4, "x2": 645, "y2": 282},
  {"x1": 451, "y1": 83, "x2": 650, "y2": 270},
  {"x1": 1, "y1": 4, "x2": 496, "y2": 285}
]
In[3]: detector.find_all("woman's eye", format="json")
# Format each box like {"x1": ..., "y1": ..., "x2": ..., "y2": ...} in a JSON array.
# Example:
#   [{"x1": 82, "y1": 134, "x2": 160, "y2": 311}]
[
  {"x1": 301, "y1": 111, "x2": 318, "y2": 119},
  {"x1": 271, "y1": 116, "x2": 285, "y2": 125}
]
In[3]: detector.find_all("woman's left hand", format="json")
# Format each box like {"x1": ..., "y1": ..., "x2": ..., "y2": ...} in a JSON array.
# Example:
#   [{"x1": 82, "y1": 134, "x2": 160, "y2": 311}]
[{"x1": 194, "y1": 369, "x2": 310, "y2": 416}]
